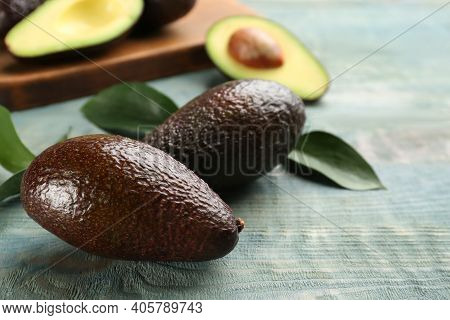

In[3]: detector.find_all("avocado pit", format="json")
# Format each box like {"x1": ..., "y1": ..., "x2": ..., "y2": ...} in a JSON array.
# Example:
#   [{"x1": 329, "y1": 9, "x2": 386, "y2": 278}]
[{"x1": 228, "y1": 27, "x2": 284, "y2": 69}]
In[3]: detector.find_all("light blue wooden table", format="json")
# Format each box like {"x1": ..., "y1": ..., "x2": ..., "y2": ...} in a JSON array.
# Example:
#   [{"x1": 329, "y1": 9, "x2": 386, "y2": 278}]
[{"x1": 1, "y1": 0, "x2": 449, "y2": 299}]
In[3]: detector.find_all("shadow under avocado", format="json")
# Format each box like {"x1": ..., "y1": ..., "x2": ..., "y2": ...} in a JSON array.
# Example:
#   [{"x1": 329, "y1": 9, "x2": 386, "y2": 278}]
[
  {"x1": 303, "y1": 97, "x2": 326, "y2": 107},
  {"x1": 284, "y1": 159, "x2": 344, "y2": 189},
  {"x1": 14, "y1": 241, "x2": 219, "y2": 294},
  {"x1": 205, "y1": 70, "x2": 229, "y2": 89},
  {"x1": 129, "y1": 26, "x2": 168, "y2": 39},
  {"x1": 218, "y1": 182, "x2": 257, "y2": 204},
  {"x1": 15, "y1": 242, "x2": 113, "y2": 275},
  {"x1": 0, "y1": 197, "x2": 23, "y2": 234},
  {"x1": 0, "y1": 195, "x2": 21, "y2": 208},
  {"x1": 16, "y1": 237, "x2": 215, "y2": 274}
]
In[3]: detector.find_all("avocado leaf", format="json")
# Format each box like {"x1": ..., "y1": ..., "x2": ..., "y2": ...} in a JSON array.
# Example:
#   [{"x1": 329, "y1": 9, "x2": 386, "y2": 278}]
[
  {"x1": 0, "y1": 106, "x2": 35, "y2": 173},
  {"x1": 82, "y1": 83, "x2": 178, "y2": 139},
  {"x1": 288, "y1": 131, "x2": 384, "y2": 190},
  {"x1": 0, "y1": 126, "x2": 73, "y2": 204},
  {"x1": 0, "y1": 170, "x2": 25, "y2": 203}
]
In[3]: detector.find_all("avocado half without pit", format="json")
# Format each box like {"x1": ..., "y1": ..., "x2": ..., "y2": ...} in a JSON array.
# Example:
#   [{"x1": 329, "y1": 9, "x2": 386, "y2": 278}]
[
  {"x1": 206, "y1": 15, "x2": 330, "y2": 101},
  {"x1": 5, "y1": 0, "x2": 144, "y2": 59}
]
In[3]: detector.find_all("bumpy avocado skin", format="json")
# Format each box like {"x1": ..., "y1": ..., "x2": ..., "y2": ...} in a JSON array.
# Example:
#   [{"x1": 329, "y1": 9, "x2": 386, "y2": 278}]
[
  {"x1": 21, "y1": 135, "x2": 241, "y2": 262},
  {"x1": 0, "y1": 0, "x2": 44, "y2": 38},
  {"x1": 137, "y1": 0, "x2": 196, "y2": 30},
  {"x1": 145, "y1": 80, "x2": 306, "y2": 191}
]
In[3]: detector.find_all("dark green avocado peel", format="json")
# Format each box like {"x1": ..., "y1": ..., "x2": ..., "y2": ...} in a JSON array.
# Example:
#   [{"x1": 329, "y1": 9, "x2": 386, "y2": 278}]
[
  {"x1": 145, "y1": 79, "x2": 306, "y2": 191},
  {"x1": 21, "y1": 134, "x2": 244, "y2": 261}
]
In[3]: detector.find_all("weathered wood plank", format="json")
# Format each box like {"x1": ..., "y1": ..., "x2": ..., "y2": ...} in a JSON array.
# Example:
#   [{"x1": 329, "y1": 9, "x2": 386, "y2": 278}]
[{"x1": 0, "y1": 0, "x2": 449, "y2": 299}]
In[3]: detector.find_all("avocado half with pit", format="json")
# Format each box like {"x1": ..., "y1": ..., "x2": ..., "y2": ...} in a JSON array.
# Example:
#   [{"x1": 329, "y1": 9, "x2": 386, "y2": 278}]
[
  {"x1": 5, "y1": 0, "x2": 144, "y2": 59},
  {"x1": 206, "y1": 15, "x2": 330, "y2": 102}
]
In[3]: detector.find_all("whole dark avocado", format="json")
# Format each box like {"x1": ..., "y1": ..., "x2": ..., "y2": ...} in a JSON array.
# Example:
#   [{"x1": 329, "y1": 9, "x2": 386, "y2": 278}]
[
  {"x1": 0, "y1": 0, "x2": 44, "y2": 38},
  {"x1": 145, "y1": 79, "x2": 306, "y2": 191},
  {"x1": 137, "y1": 0, "x2": 196, "y2": 30},
  {"x1": 21, "y1": 135, "x2": 244, "y2": 261}
]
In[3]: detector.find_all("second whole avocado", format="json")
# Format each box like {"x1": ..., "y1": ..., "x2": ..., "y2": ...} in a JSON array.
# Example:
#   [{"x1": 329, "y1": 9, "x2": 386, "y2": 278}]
[
  {"x1": 145, "y1": 79, "x2": 306, "y2": 191},
  {"x1": 137, "y1": 0, "x2": 197, "y2": 30}
]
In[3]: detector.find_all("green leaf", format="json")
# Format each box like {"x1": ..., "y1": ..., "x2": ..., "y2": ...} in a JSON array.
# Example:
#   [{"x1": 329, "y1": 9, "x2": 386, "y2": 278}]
[
  {"x1": 0, "y1": 170, "x2": 25, "y2": 202},
  {"x1": 82, "y1": 82, "x2": 178, "y2": 139},
  {"x1": 0, "y1": 106, "x2": 35, "y2": 173},
  {"x1": 0, "y1": 125, "x2": 72, "y2": 203},
  {"x1": 288, "y1": 131, "x2": 384, "y2": 190}
]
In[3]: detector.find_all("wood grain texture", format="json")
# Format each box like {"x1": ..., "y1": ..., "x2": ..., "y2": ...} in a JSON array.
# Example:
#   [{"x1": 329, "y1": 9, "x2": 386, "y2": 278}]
[
  {"x1": 0, "y1": 0, "x2": 449, "y2": 299},
  {"x1": 0, "y1": 0, "x2": 254, "y2": 111}
]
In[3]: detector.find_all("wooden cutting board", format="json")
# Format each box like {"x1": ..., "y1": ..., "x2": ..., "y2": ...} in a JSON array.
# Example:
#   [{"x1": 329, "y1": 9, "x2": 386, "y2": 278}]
[{"x1": 0, "y1": 0, "x2": 254, "y2": 111}]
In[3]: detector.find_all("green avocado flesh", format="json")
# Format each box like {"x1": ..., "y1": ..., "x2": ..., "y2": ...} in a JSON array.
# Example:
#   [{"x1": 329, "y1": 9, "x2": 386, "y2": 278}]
[
  {"x1": 206, "y1": 16, "x2": 330, "y2": 101},
  {"x1": 5, "y1": 0, "x2": 144, "y2": 58}
]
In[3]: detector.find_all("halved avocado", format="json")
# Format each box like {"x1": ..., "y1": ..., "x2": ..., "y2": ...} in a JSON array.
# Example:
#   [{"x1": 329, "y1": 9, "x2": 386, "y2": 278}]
[
  {"x1": 206, "y1": 16, "x2": 330, "y2": 102},
  {"x1": 5, "y1": 0, "x2": 144, "y2": 59}
]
